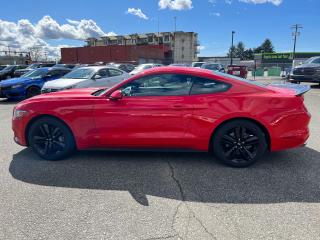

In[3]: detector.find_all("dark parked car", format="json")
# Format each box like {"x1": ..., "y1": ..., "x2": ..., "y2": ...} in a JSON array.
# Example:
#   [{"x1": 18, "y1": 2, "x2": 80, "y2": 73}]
[
  {"x1": 108, "y1": 63, "x2": 135, "y2": 73},
  {"x1": 290, "y1": 57, "x2": 320, "y2": 85},
  {"x1": 227, "y1": 65, "x2": 248, "y2": 79},
  {"x1": 14, "y1": 63, "x2": 56, "y2": 77},
  {"x1": 0, "y1": 65, "x2": 8, "y2": 71},
  {"x1": 0, "y1": 65, "x2": 27, "y2": 80},
  {"x1": 53, "y1": 64, "x2": 78, "y2": 69},
  {"x1": 201, "y1": 63, "x2": 225, "y2": 73}
]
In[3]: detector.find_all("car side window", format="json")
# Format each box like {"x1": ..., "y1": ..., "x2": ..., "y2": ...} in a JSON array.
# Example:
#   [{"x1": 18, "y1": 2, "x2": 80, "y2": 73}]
[
  {"x1": 97, "y1": 69, "x2": 109, "y2": 78},
  {"x1": 109, "y1": 69, "x2": 123, "y2": 77},
  {"x1": 121, "y1": 74, "x2": 192, "y2": 97},
  {"x1": 48, "y1": 70, "x2": 65, "y2": 77},
  {"x1": 190, "y1": 77, "x2": 231, "y2": 95}
]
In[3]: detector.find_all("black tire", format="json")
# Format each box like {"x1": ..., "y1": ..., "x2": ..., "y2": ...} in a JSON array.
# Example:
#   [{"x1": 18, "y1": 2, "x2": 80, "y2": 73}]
[
  {"x1": 28, "y1": 117, "x2": 76, "y2": 160},
  {"x1": 26, "y1": 86, "x2": 41, "y2": 98},
  {"x1": 212, "y1": 120, "x2": 267, "y2": 167}
]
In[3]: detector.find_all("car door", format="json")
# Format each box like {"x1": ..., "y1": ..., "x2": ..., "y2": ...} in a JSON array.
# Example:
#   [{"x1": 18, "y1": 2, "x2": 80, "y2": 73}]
[
  {"x1": 93, "y1": 73, "x2": 194, "y2": 148},
  {"x1": 88, "y1": 68, "x2": 110, "y2": 87}
]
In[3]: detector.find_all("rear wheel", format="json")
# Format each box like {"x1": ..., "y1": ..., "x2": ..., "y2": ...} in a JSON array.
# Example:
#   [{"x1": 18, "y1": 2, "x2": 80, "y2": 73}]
[
  {"x1": 28, "y1": 117, "x2": 76, "y2": 160},
  {"x1": 212, "y1": 120, "x2": 267, "y2": 167},
  {"x1": 26, "y1": 86, "x2": 41, "y2": 98}
]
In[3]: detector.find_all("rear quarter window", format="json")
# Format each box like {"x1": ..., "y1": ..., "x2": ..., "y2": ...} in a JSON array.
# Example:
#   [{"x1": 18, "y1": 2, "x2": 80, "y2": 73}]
[{"x1": 191, "y1": 77, "x2": 231, "y2": 95}]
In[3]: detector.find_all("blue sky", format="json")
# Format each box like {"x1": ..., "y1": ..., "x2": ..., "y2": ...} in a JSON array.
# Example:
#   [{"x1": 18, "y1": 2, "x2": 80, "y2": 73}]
[{"x1": 1, "y1": 0, "x2": 319, "y2": 58}]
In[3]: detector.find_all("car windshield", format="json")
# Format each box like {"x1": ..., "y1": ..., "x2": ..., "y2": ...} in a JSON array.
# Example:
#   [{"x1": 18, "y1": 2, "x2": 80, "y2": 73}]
[
  {"x1": 21, "y1": 69, "x2": 48, "y2": 78},
  {"x1": 203, "y1": 64, "x2": 220, "y2": 70},
  {"x1": 305, "y1": 57, "x2": 320, "y2": 64},
  {"x1": 62, "y1": 68, "x2": 95, "y2": 79},
  {"x1": 214, "y1": 72, "x2": 267, "y2": 87},
  {"x1": 193, "y1": 63, "x2": 204, "y2": 67},
  {"x1": 135, "y1": 65, "x2": 152, "y2": 71},
  {"x1": 1, "y1": 65, "x2": 15, "y2": 71},
  {"x1": 26, "y1": 64, "x2": 39, "y2": 70}
]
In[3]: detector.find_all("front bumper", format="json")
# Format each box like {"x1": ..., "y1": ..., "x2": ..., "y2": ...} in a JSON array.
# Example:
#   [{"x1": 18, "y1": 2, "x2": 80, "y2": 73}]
[
  {"x1": 290, "y1": 74, "x2": 320, "y2": 83},
  {"x1": 0, "y1": 87, "x2": 25, "y2": 99}
]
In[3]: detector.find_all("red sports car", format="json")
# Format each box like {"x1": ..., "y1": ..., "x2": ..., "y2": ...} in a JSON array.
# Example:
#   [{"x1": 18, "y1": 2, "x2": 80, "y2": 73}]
[{"x1": 12, "y1": 67, "x2": 311, "y2": 167}]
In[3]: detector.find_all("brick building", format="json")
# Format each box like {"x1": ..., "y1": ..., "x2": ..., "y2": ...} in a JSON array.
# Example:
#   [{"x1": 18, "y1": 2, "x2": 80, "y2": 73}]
[{"x1": 61, "y1": 31, "x2": 199, "y2": 64}]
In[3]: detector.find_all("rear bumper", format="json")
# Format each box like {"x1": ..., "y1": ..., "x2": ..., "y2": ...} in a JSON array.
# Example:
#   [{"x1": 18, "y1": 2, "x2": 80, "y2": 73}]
[{"x1": 270, "y1": 110, "x2": 311, "y2": 151}]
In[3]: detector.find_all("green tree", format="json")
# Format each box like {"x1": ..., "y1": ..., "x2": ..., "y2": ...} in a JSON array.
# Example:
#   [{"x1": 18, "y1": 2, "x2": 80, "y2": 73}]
[
  {"x1": 254, "y1": 39, "x2": 275, "y2": 53},
  {"x1": 235, "y1": 42, "x2": 246, "y2": 60},
  {"x1": 243, "y1": 48, "x2": 254, "y2": 60}
]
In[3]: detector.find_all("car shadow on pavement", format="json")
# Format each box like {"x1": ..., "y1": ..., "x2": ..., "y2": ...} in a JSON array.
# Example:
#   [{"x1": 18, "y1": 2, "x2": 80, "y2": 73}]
[
  {"x1": 0, "y1": 98, "x2": 21, "y2": 104},
  {"x1": 9, "y1": 147, "x2": 320, "y2": 206}
]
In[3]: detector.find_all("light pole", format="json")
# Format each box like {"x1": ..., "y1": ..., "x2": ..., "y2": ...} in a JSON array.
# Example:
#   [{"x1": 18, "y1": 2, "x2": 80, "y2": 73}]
[
  {"x1": 230, "y1": 31, "x2": 235, "y2": 66},
  {"x1": 291, "y1": 24, "x2": 302, "y2": 68}
]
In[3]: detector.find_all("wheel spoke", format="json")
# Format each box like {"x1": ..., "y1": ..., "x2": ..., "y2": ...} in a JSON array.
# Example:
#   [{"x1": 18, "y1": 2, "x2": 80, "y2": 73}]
[
  {"x1": 222, "y1": 134, "x2": 236, "y2": 144},
  {"x1": 225, "y1": 146, "x2": 237, "y2": 158},
  {"x1": 239, "y1": 147, "x2": 254, "y2": 161},
  {"x1": 39, "y1": 125, "x2": 48, "y2": 137},
  {"x1": 33, "y1": 136, "x2": 47, "y2": 143},
  {"x1": 52, "y1": 127, "x2": 60, "y2": 138},
  {"x1": 43, "y1": 124, "x2": 51, "y2": 136},
  {"x1": 244, "y1": 136, "x2": 259, "y2": 146},
  {"x1": 234, "y1": 127, "x2": 241, "y2": 140},
  {"x1": 53, "y1": 140, "x2": 66, "y2": 150}
]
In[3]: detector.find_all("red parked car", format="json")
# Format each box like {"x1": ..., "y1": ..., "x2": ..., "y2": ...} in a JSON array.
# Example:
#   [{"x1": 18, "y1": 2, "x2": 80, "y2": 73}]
[
  {"x1": 227, "y1": 65, "x2": 248, "y2": 78},
  {"x1": 12, "y1": 67, "x2": 311, "y2": 167}
]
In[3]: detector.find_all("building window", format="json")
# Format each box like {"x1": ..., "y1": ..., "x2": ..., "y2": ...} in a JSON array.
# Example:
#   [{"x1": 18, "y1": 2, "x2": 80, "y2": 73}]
[
  {"x1": 182, "y1": 46, "x2": 184, "y2": 51},
  {"x1": 181, "y1": 54, "x2": 184, "y2": 59},
  {"x1": 148, "y1": 36, "x2": 153, "y2": 42},
  {"x1": 164, "y1": 35, "x2": 170, "y2": 42}
]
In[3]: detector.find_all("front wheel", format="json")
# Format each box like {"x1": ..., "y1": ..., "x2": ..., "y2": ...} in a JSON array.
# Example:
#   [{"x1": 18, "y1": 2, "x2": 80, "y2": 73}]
[
  {"x1": 212, "y1": 120, "x2": 267, "y2": 167},
  {"x1": 28, "y1": 117, "x2": 76, "y2": 160}
]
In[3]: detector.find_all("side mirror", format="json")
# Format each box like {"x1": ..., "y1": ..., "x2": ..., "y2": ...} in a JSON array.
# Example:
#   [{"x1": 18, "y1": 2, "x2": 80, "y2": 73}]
[
  {"x1": 94, "y1": 74, "x2": 102, "y2": 80},
  {"x1": 109, "y1": 89, "x2": 123, "y2": 100}
]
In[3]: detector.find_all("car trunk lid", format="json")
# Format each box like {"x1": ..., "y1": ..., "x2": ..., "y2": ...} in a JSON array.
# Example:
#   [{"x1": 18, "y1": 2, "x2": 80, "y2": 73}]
[{"x1": 267, "y1": 83, "x2": 311, "y2": 96}]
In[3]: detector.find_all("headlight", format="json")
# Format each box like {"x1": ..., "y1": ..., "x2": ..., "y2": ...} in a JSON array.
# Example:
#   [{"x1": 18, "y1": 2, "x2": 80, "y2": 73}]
[
  {"x1": 11, "y1": 84, "x2": 24, "y2": 89},
  {"x1": 13, "y1": 109, "x2": 29, "y2": 120}
]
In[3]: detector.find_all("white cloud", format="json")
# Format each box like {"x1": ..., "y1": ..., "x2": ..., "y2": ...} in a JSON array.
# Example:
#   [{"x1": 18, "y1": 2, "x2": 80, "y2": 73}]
[
  {"x1": 158, "y1": 0, "x2": 193, "y2": 10},
  {"x1": 210, "y1": 12, "x2": 221, "y2": 17},
  {"x1": 126, "y1": 8, "x2": 149, "y2": 20},
  {"x1": 197, "y1": 45, "x2": 206, "y2": 51},
  {"x1": 0, "y1": 16, "x2": 113, "y2": 59},
  {"x1": 239, "y1": 0, "x2": 282, "y2": 6}
]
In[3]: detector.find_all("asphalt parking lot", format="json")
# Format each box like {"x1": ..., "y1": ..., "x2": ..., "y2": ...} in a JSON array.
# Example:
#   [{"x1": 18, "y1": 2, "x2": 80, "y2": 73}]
[{"x1": 1, "y1": 81, "x2": 320, "y2": 240}]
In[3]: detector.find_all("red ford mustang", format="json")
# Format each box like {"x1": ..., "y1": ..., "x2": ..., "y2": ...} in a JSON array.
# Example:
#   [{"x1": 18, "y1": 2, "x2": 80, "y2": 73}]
[{"x1": 12, "y1": 67, "x2": 311, "y2": 167}]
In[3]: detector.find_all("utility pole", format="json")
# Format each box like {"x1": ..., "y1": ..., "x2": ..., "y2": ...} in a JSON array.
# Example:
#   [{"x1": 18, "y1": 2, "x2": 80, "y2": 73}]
[
  {"x1": 230, "y1": 31, "x2": 235, "y2": 66},
  {"x1": 174, "y1": 16, "x2": 177, "y2": 32},
  {"x1": 291, "y1": 24, "x2": 302, "y2": 68}
]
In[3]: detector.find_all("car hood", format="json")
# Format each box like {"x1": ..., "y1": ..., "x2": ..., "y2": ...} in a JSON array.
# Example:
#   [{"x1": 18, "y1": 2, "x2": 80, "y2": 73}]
[
  {"x1": 43, "y1": 78, "x2": 88, "y2": 89},
  {"x1": 295, "y1": 63, "x2": 320, "y2": 69},
  {"x1": 0, "y1": 70, "x2": 10, "y2": 75},
  {"x1": 0, "y1": 77, "x2": 31, "y2": 86},
  {"x1": 34, "y1": 88, "x2": 100, "y2": 99}
]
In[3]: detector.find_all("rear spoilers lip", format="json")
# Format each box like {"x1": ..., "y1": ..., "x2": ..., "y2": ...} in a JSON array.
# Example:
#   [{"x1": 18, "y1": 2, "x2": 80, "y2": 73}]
[{"x1": 268, "y1": 83, "x2": 311, "y2": 96}]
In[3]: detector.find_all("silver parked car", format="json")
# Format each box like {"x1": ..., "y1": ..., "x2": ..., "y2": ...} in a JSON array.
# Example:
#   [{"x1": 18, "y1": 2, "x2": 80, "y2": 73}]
[
  {"x1": 129, "y1": 63, "x2": 163, "y2": 75},
  {"x1": 41, "y1": 66, "x2": 129, "y2": 93}
]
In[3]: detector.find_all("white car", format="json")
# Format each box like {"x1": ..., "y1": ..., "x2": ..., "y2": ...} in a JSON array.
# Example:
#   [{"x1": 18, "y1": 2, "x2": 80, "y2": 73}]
[
  {"x1": 129, "y1": 63, "x2": 163, "y2": 75},
  {"x1": 41, "y1": 66, "x2": 129, "y2": 93}
]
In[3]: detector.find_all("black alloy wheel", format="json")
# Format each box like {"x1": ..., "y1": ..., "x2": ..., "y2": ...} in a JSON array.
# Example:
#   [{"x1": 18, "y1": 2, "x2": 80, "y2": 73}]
[
  {"x1": 28, "y1": 117, "x2": 75, "y2": 160},
  {"x1": 26, "y1": 86, "x2": 41, "y2": 98},
  {"x1": 213, "y1": 120, "x2": 267, "y2": 167}
]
